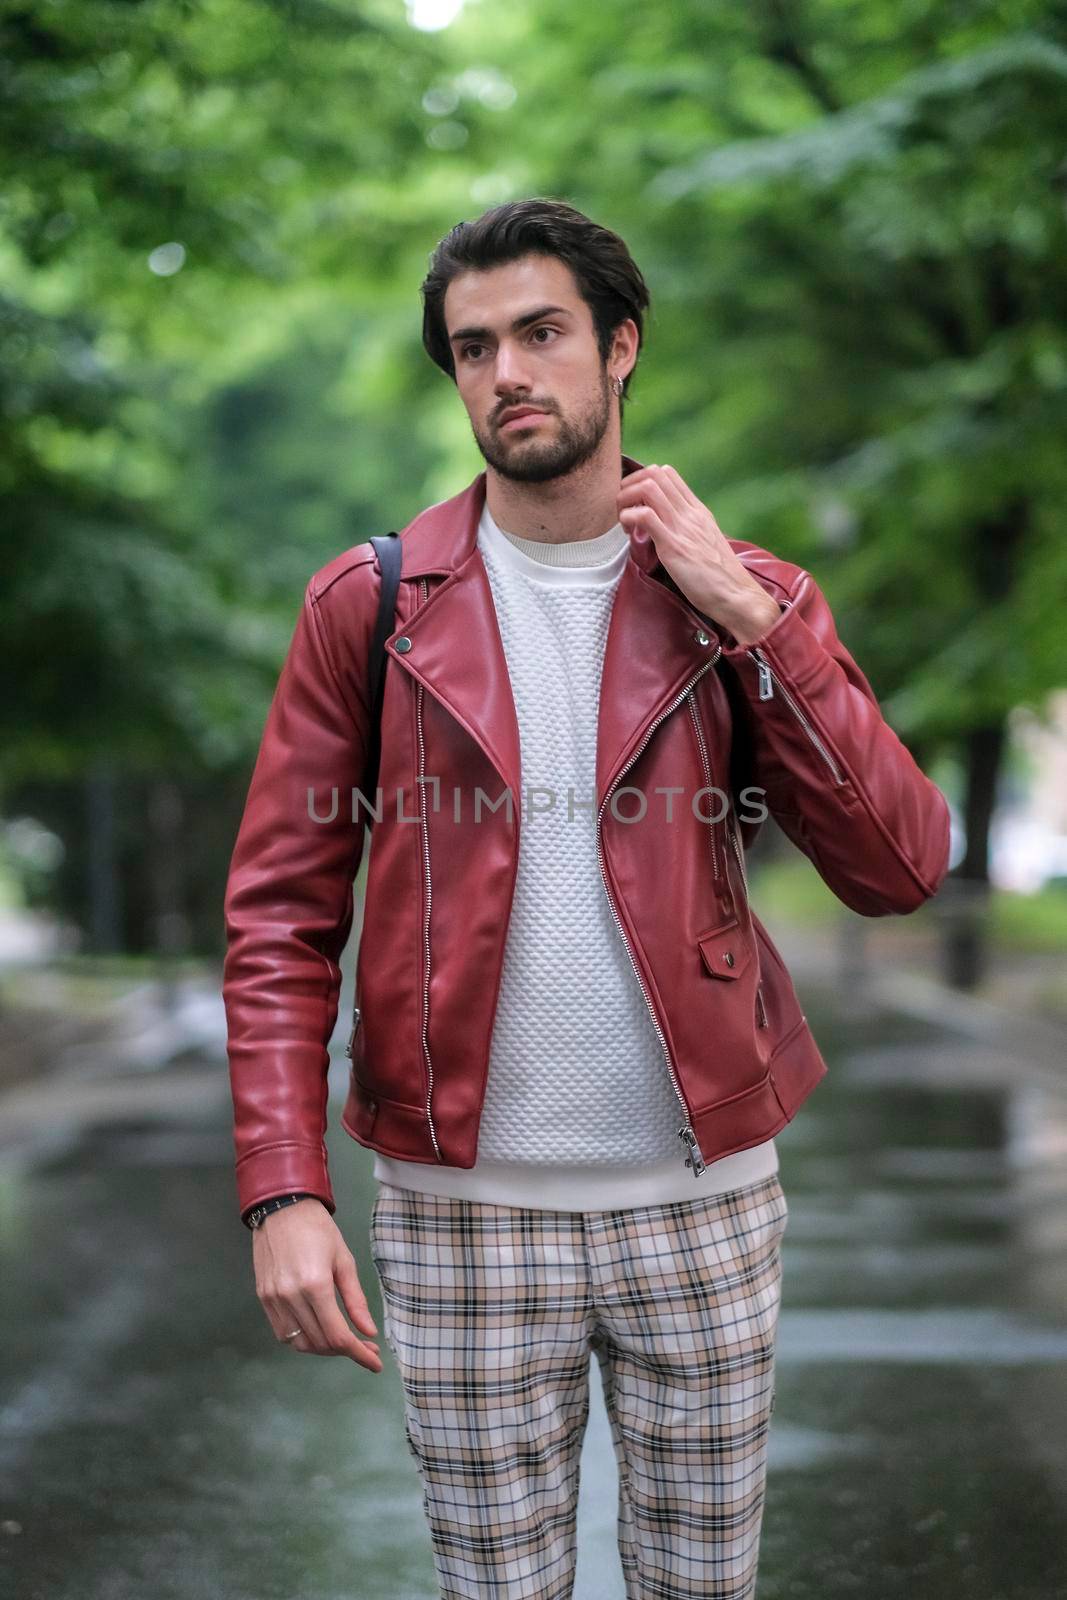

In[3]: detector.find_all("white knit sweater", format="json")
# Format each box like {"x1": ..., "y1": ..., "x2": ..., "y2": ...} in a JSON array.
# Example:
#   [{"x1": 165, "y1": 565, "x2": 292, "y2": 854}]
[{"x1": 372, "y1": 499, "x2": 777, "y2": 1209}]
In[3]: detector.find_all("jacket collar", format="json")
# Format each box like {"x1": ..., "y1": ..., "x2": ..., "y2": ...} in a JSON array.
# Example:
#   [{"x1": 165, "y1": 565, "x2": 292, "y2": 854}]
[
  {"x1": 385, "y1": 453, "x2": 721, "y2": 805},
  {"x1": 396, "y1": 453, "x2": 663, "y2": 581}
]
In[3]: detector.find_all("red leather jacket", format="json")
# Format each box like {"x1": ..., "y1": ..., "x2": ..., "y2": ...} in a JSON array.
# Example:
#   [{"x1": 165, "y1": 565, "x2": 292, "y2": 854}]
[{"x1": 223, "y1": 454, "x2": 951, "y2": 1219}]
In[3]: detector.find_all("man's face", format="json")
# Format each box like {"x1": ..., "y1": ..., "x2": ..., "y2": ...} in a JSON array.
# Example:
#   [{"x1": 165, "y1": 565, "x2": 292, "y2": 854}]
[{"x1": 443, "y1": 253, "x2": 616, "y2": 484}]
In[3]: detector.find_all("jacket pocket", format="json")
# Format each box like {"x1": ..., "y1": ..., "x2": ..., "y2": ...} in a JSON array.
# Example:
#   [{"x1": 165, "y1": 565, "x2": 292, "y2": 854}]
[
  {"x1": 696, "y1": 917, "x2": 752, "y2": 981},
  {"x1": 342, "y1": 1066, "x2": 379, "y2": 1141}
]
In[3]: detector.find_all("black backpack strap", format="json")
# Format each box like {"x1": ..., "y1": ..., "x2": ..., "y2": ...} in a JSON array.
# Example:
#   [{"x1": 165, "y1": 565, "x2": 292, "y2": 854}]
[{"x1": 362, "y1": 532, "x2": 402, "y2": 824}]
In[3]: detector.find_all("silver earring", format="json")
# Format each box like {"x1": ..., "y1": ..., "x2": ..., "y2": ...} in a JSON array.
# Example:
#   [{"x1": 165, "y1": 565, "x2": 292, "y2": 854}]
[{"x1": 612, "y1": 374, "x2": 624, "y2": 398}]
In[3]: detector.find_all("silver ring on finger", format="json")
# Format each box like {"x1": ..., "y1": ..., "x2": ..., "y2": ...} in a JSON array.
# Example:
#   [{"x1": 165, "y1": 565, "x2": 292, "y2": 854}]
[{"x1": 284, "y1": 1328, "x2": 302, "y2": 1341}]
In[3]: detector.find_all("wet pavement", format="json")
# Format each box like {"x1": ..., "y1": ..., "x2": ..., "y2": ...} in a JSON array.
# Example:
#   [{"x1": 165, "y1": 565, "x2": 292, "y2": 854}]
[{"x1": 1, "y1": 967, "x2": 1066, "y2": 1598}]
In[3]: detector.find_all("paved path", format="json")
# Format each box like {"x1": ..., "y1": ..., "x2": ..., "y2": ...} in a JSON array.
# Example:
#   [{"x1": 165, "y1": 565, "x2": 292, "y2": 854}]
[{"x1": 1, "y1": 929, "x2": 1065, "y2": 1599}]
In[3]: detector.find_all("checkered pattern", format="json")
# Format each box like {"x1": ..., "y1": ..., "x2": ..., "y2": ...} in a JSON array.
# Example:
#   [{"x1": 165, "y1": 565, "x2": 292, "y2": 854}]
[{"x1": 368, "y1": 1171, "x2": 789, "y2": 1599}]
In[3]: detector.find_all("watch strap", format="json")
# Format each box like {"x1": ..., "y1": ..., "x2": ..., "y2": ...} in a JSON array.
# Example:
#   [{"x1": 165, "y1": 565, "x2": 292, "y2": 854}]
[{"x1": 243, "y1": 1193, "x2": 314, "y2": 1230}]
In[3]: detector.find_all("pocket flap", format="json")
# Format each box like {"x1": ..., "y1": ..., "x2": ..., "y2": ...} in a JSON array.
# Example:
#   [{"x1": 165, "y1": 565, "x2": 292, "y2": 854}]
[{"x1": 697, "y1": 919, "x2": 752, "y2": 981}]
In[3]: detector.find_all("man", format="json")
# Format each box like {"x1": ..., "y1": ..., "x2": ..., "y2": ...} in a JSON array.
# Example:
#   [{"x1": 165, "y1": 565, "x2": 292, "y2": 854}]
[{"x1": 224, "y1": 198, "x2": 950, "y2": 1598}]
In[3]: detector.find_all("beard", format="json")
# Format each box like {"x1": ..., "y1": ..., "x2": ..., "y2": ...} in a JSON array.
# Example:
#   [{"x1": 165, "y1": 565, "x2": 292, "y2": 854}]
[{"x1": 469, "y1": 367, "x2": 612, "y2": 484}]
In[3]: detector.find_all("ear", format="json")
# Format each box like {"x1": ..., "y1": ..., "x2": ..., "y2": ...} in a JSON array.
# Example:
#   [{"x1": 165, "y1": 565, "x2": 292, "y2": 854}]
[{"x1": 610, "y1": 317, "x2": 640, "y2": 381}]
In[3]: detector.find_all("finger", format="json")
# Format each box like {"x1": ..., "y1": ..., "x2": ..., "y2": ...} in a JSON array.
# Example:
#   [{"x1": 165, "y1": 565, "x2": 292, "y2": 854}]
[
  {"x1": 663, "y1": 473, "x2": 707, "y2": 527},
  {"x1": 662, "y1": 467, "x2": 730, "y2": 548},
  {"x1": 618, "y1": 476, "x2": 687, "y2": 537},
  {"x1": 305, "y1": 1284, "x2": 384, "y2": 1371},
  {"x1": 318, "y1": 1298, "x2": 384, "y2": 1371},
  {"x1": 618, "y1": 464, "x2": 675, "y2": 492},
  {"x1": 660, "y1": 463, "x2": 706, "y2": 512},
  {"x1": 335, "y1": 1252, "x2": 379, "y2": 1340},
  {"x1": 651, "y1": 468, "x2": 710, "y2": 531},
  {"x1": 289, "y1": 1284, "x2": 337, "y2": 1354},
  {"x1": 619, "y1": 475, "x2": 674, "y2": 518},
  {"x1": 617, "y1": 465, "x2": 664, "y2": 503},
  {"x1": 623, "y1": 464, "x2": 709, "y2": 527},
  {"x1": 261, "y1": 1295, "x2": 313, "y2": 1353},
  {"x1": 618, "y1": 503, "x2": 669, "y2": 541}
]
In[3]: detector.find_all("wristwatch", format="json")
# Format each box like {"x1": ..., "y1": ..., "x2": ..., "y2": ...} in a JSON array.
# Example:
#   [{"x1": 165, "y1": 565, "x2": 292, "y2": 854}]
[{"x1": 244, "y1": 1193, "x2": 314, "y2": 1231}]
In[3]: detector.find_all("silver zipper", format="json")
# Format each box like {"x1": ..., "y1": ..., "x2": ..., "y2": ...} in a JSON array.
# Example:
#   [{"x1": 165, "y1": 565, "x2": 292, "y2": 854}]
[
  {"x1": 344, "y1": 1005, "x2": 361, "y2": 1058},
  {"x1": 687, "y1": 694, "x2": 721, "y2": 885},
  {"x1": 729, "y1": 811, "x2": 750, "y2": 902},
  {"x1": 748, "y1": 647, "x2": 845, "y2": 786},
  {"x1": 728, "y1": 815, "x2": 769, "y2": 1029},
  {"x1": 415, "y1": 576, "x2": 443, "y2": 1162},
  {"x1": 692, "y1": 676, "x2": 768, "y2": 1028},
  {"x1": 596, "y1": 648, "x2": 721, "y2": 1178}
]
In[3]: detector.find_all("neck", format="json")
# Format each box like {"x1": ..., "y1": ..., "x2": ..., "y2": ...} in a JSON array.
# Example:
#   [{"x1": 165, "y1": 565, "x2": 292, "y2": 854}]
[{"x1": 484, "y1": 436, "x2": 625, "y2": 545}]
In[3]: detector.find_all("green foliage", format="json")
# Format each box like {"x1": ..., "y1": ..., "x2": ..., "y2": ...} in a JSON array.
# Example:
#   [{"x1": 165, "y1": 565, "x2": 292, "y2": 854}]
[
  {"x1": 4, "y1": 0, "x2": 1067, "y2": 943},
  {"x1": 436, "y1": 0, "x2": 1067, "y2": 739},
  {"x1": 0, "y1": 0, "x2": 444, "y2": 778}
]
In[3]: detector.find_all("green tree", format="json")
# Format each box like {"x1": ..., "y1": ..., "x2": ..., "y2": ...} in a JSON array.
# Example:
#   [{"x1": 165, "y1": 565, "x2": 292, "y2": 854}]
[
  {"x1": 0, "y1": 0, "x2": 446, "y2": 950},
  {"x1": 438, "y1": 0, "x2": 1067, "y2": 892},
  {"x1": 0, "y1": 0, "x2": 443, "y2": 782}
]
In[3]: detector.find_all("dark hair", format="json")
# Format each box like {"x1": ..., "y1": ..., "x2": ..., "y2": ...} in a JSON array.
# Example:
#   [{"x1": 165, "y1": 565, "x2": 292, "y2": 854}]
[{"x1": 420, "y1": 197, "x2": 650, "y2": 413}]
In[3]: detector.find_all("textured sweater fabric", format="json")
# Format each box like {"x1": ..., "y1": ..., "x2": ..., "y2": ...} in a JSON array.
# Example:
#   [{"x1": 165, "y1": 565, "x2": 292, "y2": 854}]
[{"x1": 372, "y1": 499, "x2": 777, "y2": 1210}]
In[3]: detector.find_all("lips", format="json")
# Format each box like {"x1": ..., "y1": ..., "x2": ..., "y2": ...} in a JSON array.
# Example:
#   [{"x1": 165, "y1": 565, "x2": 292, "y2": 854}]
[{"x1": 499, "y1": 409, "x2": 550, "y2": 430}]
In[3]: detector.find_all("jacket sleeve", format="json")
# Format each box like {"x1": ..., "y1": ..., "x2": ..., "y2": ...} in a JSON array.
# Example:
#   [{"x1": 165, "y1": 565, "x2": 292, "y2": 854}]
[
  {"x1": 718, "y1": 567, "x2": 951, "y2": 916},
  {"x1": 223, "y1": 578, "x2": 372, "y2": 1221}
]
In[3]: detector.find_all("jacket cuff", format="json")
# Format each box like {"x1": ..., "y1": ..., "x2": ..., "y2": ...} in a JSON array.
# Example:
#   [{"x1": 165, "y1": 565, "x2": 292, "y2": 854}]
[
  {"x1": 236, "y1": 1141, "x2": 336, "y2": 1222},
  {"x1": 718, "y1": 598, "x2": 794, "y2": 663}
]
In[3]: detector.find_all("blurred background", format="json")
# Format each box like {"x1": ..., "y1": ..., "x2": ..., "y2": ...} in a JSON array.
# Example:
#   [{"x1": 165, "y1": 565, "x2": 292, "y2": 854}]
[{"x1": 2, "y1": 1, "x2": 1066, "y2": 1597}]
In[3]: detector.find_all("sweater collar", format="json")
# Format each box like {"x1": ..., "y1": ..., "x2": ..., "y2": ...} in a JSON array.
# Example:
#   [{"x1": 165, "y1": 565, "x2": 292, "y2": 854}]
[{"x1": 396, "y1": 454, "x2": 657, "y2": 581}]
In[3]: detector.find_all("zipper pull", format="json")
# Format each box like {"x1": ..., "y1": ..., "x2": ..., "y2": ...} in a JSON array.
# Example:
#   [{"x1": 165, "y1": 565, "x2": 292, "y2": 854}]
[
  {"x1": 754, "y1": 655, "x2": 774, "y2": 702},
  {"x1": 344, "y1": 1005, "x2": 361, "y2": 1059},
  {"x1": 678, "y1": 1125, "x2": 707, "y2": 1177}
]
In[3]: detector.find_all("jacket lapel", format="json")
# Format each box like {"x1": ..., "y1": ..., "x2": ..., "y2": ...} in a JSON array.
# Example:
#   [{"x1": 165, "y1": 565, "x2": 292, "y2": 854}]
[
  {"x1": 595, "y1": 557, "x2": 722, "y2": 805},
  {"x1": 386, "y1": 538, "x2": 524, "y2": 802},
  {"x1": 383, "y1": 472, "x2": 522, "y2": 799}
]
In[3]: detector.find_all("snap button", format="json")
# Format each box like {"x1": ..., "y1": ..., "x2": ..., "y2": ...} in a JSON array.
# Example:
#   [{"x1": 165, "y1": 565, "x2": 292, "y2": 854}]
[
  {"x1": 394, "y1": 635, "x2": 412, "y2": 654},
  {"x1": 723, "y1": 950, "x2": 735, "y2": 967},
  {"x1": 695, "y1": 629, "x2": 711, "y2": 646}
]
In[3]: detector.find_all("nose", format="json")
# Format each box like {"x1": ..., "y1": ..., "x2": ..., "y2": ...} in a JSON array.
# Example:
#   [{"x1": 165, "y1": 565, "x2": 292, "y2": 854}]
[{"x1": 492, "y1": 339, "x2": 534, "y2": 401}]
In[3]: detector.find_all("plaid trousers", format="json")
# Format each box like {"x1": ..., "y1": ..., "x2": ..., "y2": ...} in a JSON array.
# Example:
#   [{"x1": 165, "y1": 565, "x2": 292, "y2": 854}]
[{"x1": 368, "y1": 1170, "x2": 788, "y2": 1600}]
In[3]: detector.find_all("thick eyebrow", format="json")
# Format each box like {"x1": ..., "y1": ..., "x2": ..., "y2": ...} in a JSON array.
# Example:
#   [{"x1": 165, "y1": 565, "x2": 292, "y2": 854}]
[{"x1": 447, "y1": 305, "x2": 573, "y2": 346}]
